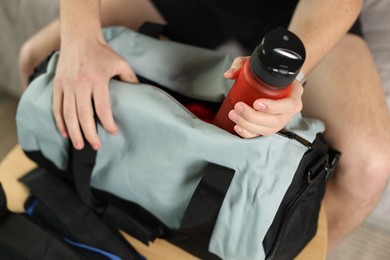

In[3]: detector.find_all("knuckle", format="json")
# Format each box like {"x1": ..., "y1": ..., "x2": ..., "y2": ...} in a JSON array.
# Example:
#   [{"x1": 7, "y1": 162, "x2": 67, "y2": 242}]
[
  {"x1": 52, "y1": 105, "x2": 61, "y2": 117},
  {"x1": 62, "y1": 108, "x2": 74, "y2": 121},
  {"x1": 268, "y1": 116, "x2": 281, "y2": 128},
  {"x1": 53, "y1": 77, "x2": 63, "y2": 89},
  {"x1": 296, "y1": 100, "x2": 303, "y2": 112},
  {"x1": 77, "y1": 110, "x2": 91, "y2": 123},
  {"x1": 233, "y1": 56, "x2": 248, "y2": 65},
  {"x1": 262, "y1": 129, "x2": 274, "y2": 136},
  {"x1": 95, "y1": 103, "x2": 111, "y2": 118},
  {"x1": 291, "y1": 97, "x2": 303, "y2": 112}
]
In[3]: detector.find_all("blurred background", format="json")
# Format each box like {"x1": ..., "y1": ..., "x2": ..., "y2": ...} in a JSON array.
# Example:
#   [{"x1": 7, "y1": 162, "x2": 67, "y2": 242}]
[{"x1": 0, "y1": 1, "x2": 389, "y2": 259}]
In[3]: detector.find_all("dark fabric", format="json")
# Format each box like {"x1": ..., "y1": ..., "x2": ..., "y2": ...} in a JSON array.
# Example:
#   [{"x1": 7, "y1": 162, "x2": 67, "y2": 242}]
[
  {"x1": 150, "y1": 0, "x2": 299, "y2": 52},
  {"x1": 0, "y1": 183, "x2": 7, "y2": 219},
  {"x1": 263, "y1": 134, "x2": 340, "y2": 260},
  {"x1": 94, "y1": 162, "x2": 235, "y2": 260},
  {"x1": 0, "y1": 214, "x2": 82, "y2": 260},
  {"x1": 149, "y1": 0, "x2": 363, "y2": 53},
  {"x1": 348, "y1": 18, "x2": 363, "y2": 37},
  {"x1": 0, "y1": 184, "x2": 82, "y2": 260},
  {"x1": 71, "y1": 140, "x2": 105, "y2": 211},
  {"x1": 103, "y1": 204, "x2": 163, "y2": 245},
  {"x1": 20, "y1": 168, "x2": 143, "y2": 260}
]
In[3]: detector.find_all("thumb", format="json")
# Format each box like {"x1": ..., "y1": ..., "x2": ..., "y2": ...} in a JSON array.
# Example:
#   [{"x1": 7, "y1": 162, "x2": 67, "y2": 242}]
[
  {"x1": 223, "y1": 56, "x2": 249, "y2": 79},
  {"x1": 117, "y1": 61, "x2": 139, "y2": 83}
]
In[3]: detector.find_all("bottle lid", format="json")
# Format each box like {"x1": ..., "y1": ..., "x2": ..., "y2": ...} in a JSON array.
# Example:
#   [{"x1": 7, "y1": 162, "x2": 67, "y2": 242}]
[{"x1": 250, "y1": 28, "x2": 306, "y2": 88}]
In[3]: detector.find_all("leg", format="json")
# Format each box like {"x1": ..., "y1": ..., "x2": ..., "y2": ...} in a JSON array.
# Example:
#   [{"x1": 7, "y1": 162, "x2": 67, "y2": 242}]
[{"x1": 302, "y1": 34, "x2": 390, "y2": 250}]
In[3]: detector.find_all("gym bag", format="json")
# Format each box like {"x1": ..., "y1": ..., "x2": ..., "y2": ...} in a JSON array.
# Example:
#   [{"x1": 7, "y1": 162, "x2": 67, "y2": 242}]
[{"x1": 16, "y1": 26, "x2": 340, "y2": 259}]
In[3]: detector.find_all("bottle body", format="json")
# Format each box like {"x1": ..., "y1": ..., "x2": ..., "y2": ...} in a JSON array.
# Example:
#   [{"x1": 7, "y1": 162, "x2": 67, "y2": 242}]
[{"x1": 213, "y1": 59, "x2": 293, "y2": 135}]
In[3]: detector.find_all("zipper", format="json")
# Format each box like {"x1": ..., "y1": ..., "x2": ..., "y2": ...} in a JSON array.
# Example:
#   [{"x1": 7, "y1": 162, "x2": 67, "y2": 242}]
[{"x1": 277, "y1": 129, "x2": 313, "y2": 150}]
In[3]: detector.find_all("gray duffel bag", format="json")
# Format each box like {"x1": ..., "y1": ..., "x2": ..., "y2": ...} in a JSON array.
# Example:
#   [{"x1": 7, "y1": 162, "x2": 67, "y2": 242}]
[{"x1": 16, "y1": 27, "x2": 339, "y2": 260}]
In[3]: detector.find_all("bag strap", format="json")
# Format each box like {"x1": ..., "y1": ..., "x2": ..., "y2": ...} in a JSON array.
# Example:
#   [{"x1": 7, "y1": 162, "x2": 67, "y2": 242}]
[
  {"x1": 138, "y1": 22, "x2": 169, "y2": 39},
  {"x1": 71, "y1": 141, "x2": 234, "y2": 244},
  {"x1": 19, "y1": 168, "x2": 144, "y2": 260},
  {"x1": 0, "y1": 183, "x2": 84, "y2": 260}
]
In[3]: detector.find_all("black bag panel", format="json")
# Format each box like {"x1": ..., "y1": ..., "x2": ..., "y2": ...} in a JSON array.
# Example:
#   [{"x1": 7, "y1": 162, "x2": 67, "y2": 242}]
[
  {"x1": 264, "y1": 134, "x2": 340, "y2": 260},
  {"x1": 20, "y1": 168, "x2": 144, "y2": 260},
  {"x1": 0, "y1": 241, "x2": 28, "y2": 260},
  {"x1": 0, "y1": 184, "x2": 82, "y2": 260},
  {"x1": 268, "y1": 173, "x2": 326, "y2": 260}
]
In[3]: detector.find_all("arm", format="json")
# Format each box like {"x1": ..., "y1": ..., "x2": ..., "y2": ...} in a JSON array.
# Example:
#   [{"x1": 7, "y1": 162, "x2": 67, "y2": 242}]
[
  {"x1": 19, "y1": 20, "x2": 61, "y2": 89},
  {"x1": 225, "y1": 0, "x2": 364, "y2": 138},
  {"x1": 288, "y1": 0, "x2": 364, "y2": 75},
  {"x1": 20, "y1": 0, "x2": 165, "y2": 150},
  {"x1": 19, "y1": 0, "x2": 165, "y2": 88},
  {"x1": 54, "y1": 0, "x2": 138, "y2": 150}
]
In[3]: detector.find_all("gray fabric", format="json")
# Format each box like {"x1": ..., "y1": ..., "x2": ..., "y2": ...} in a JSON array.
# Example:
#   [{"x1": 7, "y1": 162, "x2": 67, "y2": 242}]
[
  {"x1": 361, "y1": 0, "x2": 390, "y2": 110},
  {"x1": 16, "y1": 27, "x2": 325, "y2": 259},
  {"x1": 0, "y1": 0, "x2": 59, "y2": 97}
]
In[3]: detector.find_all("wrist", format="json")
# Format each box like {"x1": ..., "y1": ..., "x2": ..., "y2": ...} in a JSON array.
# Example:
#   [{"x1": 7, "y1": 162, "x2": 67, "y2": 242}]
[{"x1": 59, "y1": 0, "x2": 103, "y2": 46}]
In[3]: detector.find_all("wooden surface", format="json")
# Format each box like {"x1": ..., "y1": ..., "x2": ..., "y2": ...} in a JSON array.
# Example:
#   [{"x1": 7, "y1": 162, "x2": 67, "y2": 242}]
[{"x1": 0, "y1": 145, "x2": 327, "y2": 259}]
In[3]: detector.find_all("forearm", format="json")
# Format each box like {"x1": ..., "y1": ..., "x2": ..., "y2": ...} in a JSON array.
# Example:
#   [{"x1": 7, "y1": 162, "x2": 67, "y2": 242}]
[
  {"x1": 22, "y1": 20, "x2": 61, "y2": 62},
  {"x1": 60, "y1": 0, "x2": 103, "y2": 46},
  {"x1": 288, "y1": 0, "x2": 364, "y2": 74}
]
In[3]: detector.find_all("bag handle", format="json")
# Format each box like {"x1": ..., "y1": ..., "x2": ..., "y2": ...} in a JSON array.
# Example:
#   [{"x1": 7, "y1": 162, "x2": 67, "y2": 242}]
[
  {"x1": 71, "y1": 139, "x2": 235, "y2": 244},
  {"x1": 180, "y1": 163, "x2": 234, "y2": 230}
]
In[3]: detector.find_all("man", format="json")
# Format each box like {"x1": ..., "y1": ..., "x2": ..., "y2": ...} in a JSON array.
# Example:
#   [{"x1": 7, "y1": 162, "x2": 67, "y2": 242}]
[{"x1": 19, "y1": 0, "x2": 390, "y2": 250}]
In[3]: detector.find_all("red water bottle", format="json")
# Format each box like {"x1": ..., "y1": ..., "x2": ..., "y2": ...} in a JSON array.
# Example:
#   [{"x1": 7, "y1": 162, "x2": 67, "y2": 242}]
[{"x1": 213, "y1": 28, "x2": 306, "y2": 135}]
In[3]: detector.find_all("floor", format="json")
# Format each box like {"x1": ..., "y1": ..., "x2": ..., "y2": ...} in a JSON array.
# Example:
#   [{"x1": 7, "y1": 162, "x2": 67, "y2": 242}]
[{"x1": 1, "y1": 92, "x2": 390, "y2": 259}]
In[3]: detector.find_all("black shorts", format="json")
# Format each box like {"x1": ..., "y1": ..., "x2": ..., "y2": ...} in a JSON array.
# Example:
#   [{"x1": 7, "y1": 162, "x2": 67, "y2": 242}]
[{"x1": 150, "y1": 0, "x2": 363, "y2": 53}]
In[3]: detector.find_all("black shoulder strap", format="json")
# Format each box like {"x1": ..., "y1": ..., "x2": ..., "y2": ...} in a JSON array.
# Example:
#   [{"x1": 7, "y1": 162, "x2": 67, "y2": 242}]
[
  {"x1": 0, "y1": 183, "x2": 82, "y2": 260},
  {"x1": 19, "y1": 168, "x2": 144, "y2": 260}
]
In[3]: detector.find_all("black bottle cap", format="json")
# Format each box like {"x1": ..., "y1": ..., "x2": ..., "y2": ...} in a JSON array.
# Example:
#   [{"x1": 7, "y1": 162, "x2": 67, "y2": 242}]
[{"x1": 250, "y1": 28, "x2": 306, "y2": 88}]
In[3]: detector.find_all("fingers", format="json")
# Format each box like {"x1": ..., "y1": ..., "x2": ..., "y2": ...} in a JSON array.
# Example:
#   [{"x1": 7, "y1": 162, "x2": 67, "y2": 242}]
[
  {"x1": 228, "y1": 81, "x2": 304, "y2": 138},
  {"x1": 51, "y1": 43, "x2": 137, "y2": 150},
  {"x1": 228, "y1": 103, "x2": 289, "y2": 137},
  {"x1": 253, "y1": 81, "x2": 304, "y2": 115},
  {"x1": 62, "y1": 88, "x2": 85, "y2": 150},
  {"x1": 76, "y1": 90, "x2": 101, "y2": 150},
  {"x1": 93, "y1": 84, "x2": 117, "y2": 136},
  {"x1": 224, "y1": 56, "x2": 249, "y2": 79},
  {"x1": 52, "y1": 87, "x2": 68, "y2": 138},
  {"x1": 117, "y1": 60, "x2": 139, "y2": 84}
]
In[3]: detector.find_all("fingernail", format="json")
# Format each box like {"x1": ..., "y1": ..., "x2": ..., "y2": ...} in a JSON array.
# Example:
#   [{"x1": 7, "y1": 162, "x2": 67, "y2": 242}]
[
  {"x1": 254, "y1": 101, "x2": 266, "y2": 110},
  {"x1": 229, "y1": 110, "x2": 239, "y2": 122},
  {"x1": 92, "y1": 143, "x2": 101, "y2": 150},
  {"x1": 235, "y1": 103, "x2": 245, "y2": 114},
  {"x1": 111, "y1": 128, "x2": 118, "y2": 135},
  {"x1": 225, "y1": 68, "x2": 235, "y2": 74},
  {"x1": 234, "y1": 125, "x2": 244, "y2": 135},
  {"x1": 74, "y1": 142, "x2": 84, "y2": 150}
]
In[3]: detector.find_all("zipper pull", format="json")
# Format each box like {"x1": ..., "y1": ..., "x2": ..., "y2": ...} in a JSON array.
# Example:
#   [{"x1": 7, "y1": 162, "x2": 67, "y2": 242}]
[{"x1": 277, "y1": 129, "x2": 313, "y2": 149}]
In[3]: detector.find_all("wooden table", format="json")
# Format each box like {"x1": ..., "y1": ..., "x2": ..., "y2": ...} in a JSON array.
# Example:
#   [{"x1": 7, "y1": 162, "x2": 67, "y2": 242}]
[{"x1": 0, "y1": 145, "x2": 327, "y2": 259}]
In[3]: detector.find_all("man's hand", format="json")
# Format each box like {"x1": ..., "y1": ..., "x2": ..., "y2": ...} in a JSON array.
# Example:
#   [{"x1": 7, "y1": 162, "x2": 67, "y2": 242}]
[
  {"x1": 223, "y1": 56, "x2": 304, "y2": 138},
  {"x1": 53, "y1": 37, "x2": 138, "y2": 150}
]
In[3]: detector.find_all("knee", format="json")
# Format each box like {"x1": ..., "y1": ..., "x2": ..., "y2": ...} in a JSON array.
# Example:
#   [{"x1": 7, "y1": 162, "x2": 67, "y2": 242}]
[
  {"x1": 346, "y1": 146, "x2": 390, "y2": 202},
  {"x1": 364, "y1": 152, "x2": 390, "y2": 190}
]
